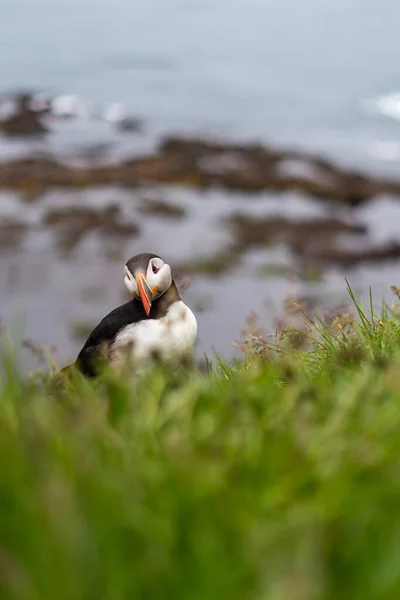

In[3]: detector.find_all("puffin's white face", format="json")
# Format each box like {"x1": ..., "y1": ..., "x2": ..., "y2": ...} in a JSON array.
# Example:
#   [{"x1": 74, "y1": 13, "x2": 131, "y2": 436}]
[{"x1": 124, "y1": 255, "x2": 172, "y2": 316}]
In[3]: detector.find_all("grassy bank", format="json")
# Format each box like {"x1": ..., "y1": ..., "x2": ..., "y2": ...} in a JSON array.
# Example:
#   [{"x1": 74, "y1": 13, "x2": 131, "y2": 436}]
[{"x1": 2, "y1": 289, "x2": 400, "y2": 599}]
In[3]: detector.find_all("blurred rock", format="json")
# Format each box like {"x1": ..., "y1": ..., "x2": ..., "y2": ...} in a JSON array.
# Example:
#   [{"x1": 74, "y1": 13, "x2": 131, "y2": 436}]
[
  {"x1": 0, "y1": 218, "x2": 27, "y2": 248},
  {"x1": 42, "y1": 204, "x2": 139, "y2": 252},
  {"x1": 137, "y1": 198, "x2": 186, "y2": 219},
  {"x1": 306, "y1": 242, "x2": 400, "y2": 266},
  {"x1": 0, "y1": 133, "x2": 400, "y2": 209},
  {"x1": 0, "y1": 93, "x2": 48, "y2": 137},
  {"x1": 228, "y1": 214, "x2": 367, "y2": 252},
  {"x1": 103, "y1": 102, "x2": 141, "y2": 132}
]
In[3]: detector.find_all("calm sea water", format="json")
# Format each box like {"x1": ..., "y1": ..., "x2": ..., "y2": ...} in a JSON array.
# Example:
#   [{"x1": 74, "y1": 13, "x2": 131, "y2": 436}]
[{"x1": 1, "y1": 0, "x2": 400, "y2": 170}]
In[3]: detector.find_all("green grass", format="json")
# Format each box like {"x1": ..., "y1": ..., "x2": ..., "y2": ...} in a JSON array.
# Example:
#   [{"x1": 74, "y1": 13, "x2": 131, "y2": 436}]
[{"x1": 3, "y1": 286, "x2": 400, "y2": 599}]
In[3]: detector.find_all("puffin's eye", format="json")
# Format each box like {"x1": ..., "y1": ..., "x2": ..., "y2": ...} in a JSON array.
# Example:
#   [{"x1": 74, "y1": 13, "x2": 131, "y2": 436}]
[{"x1": 152, "y1": 264, "x2": 159, "y2": 274}]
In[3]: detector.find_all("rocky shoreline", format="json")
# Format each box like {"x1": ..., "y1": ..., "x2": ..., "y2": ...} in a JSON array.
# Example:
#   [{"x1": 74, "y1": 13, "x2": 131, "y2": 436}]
[
  {"x1": 0, "y1": 136, "x2": 400, "y2": 207},
  {"x1": 1, "y1": 136, "x2": 400, "y2": 269},
  {"x1": 2, "y1": 89, "x2": 400, "y2": 272}
]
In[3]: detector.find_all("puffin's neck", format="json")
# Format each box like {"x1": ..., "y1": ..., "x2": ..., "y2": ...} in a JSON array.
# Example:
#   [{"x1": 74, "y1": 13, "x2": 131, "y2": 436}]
[{"x1": 150, "y1": 280, "x2": 181, "y2": 319}]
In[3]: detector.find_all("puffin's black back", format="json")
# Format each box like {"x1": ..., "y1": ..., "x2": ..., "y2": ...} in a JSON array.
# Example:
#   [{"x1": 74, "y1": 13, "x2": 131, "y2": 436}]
[
  {"x1": 75, "y1": 299, "x2": 147, "y2": 376},
  {"x1": 74, "y1": 281, "x2": 181, "y2": 377}
]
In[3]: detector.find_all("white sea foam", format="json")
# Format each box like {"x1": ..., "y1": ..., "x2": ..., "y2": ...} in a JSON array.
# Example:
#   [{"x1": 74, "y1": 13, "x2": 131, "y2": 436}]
[{"x1": 362, "y1": 92, "x2": 400, "y2": 122}]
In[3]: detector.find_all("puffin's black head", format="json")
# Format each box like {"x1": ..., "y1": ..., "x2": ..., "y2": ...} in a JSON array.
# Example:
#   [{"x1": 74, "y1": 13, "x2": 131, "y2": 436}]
[{"x1": 124, "y1": 253, "x2": 172, "y2": 316}]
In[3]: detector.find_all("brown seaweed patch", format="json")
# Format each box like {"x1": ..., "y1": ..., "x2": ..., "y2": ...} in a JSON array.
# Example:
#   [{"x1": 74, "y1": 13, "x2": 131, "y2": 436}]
[
  {"x1": 227, "y1": 214, "x2": 367, "y2": 252},
  {"x1": 1, "y1": 136, "x2": 400, "y2": 205},
  {"x1": 305, "y1": 242, "x2": 400, "y2": 266},
  {"x1": 43, "y1": 205, "x2": 139, "y2": 251},
  {"x1": 0, "y1": 218, "x2": 27, "y2": 249},
  {"x1": 0, "y1": 93, "x2": 48, "y2": 137},
  {"x1": 137, "y1": 198, "x2": 186, "y2": 219},
  {"x1": 177, "y1": 212, "x2": 392, "y2": 278}
]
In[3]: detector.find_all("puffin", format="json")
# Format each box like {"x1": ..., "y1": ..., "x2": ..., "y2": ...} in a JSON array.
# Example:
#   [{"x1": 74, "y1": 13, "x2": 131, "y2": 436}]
[{"x1": 71, "y1": 253, "x2": 197, "y2": 377}]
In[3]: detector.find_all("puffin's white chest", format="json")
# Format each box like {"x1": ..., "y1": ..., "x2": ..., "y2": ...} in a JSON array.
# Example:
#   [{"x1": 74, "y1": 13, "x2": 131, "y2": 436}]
[{"x1": 111, "y1": 301, "x2": 197, "y2": 370}]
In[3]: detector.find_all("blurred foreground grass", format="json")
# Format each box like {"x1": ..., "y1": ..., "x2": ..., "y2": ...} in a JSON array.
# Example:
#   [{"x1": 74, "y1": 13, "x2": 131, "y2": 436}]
[{"x1": 2, "y1": 288, "x2": 400, "y2": 599}]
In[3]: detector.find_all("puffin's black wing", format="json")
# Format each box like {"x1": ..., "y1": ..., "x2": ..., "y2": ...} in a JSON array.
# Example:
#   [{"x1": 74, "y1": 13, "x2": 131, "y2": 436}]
[{"x1": 75, "y1": 299, "x2": 146, "y2": 376}]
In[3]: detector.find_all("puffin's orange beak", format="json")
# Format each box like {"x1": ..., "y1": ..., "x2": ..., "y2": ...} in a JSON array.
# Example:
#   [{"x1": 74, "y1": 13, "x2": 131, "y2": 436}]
[{"x1": 136, "y1": 273, "x2": 152, "y2": 316}]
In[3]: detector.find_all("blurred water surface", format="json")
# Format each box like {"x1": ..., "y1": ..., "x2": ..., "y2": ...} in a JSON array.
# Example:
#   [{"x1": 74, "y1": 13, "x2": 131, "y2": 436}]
[
  {"x1": 1, "y1": 0, "x2": 400, "y2": 367},
  {"x1": 1, "y1": 0, "x2": 400, "y2": 167}
]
